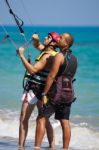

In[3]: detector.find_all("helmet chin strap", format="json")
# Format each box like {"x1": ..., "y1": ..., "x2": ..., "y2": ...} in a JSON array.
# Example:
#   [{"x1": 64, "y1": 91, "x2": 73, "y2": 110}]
[{"x1": 44, "y1": 39, "x2": 56, "y2": 49}]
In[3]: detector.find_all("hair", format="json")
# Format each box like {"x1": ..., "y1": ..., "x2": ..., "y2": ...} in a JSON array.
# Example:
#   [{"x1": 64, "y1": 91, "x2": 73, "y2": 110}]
[{"x1": 62, "y1": 33, "x2": 74, "y2": 48}]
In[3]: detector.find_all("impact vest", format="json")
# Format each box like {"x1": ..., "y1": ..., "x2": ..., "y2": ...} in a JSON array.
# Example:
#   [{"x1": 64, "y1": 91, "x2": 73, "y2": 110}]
[
  {"x1": 24, "y1": 50, "x2": 58, "y2": 99},
  {"x1": 24, "y1": 50, "x2": 58, "y2": 85},
  {"x1": 48, "y1": 51, "x2": 77, "y2": 105}
]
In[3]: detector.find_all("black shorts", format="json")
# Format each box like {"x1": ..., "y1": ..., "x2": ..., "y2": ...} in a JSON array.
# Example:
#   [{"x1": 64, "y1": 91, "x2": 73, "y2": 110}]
[
  {"x1": 54, "y1": 103, "x2": 71, "y2": 120},
  {"x1": 39, "y1": 103, "x2": 71, "y2": 120}
]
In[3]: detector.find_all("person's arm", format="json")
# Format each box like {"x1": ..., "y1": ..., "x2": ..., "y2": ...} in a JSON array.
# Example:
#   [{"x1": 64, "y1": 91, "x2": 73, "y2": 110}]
[
  {"x1": 32, "y1": 33, "x2": 45, "y2": 51},
  {"x1": 18, "y1": 47, "x2": 50, "y2": 75},
  {"x1": 41, "y1": 53, "x2": 64, "y2": 104}
]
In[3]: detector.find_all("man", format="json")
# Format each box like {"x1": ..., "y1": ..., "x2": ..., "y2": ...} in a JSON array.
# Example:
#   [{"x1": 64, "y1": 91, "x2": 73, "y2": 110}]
[
  {"x1": 18, "y1": 32, "x2": 60, "y2": 149},
  {"x1": 38, "y1": 33, "x2": 78, "y2": 149}
]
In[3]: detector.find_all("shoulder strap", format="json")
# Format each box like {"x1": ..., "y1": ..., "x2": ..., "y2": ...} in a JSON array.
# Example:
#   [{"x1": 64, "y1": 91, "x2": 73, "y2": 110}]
[
  {"x1": 62, "y1": 52, "x2": 69, "y2": 75},
  {"x1": 36, "y1": 51, "x2": 47, "y2": 61},
  {"x1": 36, "y1": 50, "x2": 58, "y2": 61},
  {"x1": 62, "y1": 51, "x2": 77, "y2": 78}
]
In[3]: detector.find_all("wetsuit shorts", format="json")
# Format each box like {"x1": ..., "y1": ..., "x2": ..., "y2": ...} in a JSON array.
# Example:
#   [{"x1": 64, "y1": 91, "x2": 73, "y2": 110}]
[
  {"x1": 54, "y1": 103, "x2": 71, "y2": 120},
  {"x1": 39, "y1": 103, "x2": 71, "y2": 120}
]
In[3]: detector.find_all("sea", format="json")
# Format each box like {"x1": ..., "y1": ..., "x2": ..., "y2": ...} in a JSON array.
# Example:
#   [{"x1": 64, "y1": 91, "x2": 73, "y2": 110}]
[{"x1": 0, "y1": 26, "x2": 99, "y2": 150}]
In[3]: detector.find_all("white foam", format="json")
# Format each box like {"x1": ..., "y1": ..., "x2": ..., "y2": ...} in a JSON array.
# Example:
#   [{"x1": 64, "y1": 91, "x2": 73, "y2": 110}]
[
  {"x1": 0, "y1": 118, "x2": 36, "y2": 139},
  {"x1": 50, "y1": 122, "x2": 99, "y2": 149},
  {"x1": 0, "y1": 110, "x2": 99, "y2": 149},
  {"x1": 46, "y1": 121, "x2": 99, "y2": 149},
  {"x1": 0, "y1": 109, "x2": 36, "y2": 139},
  {"x1": 70, "y1": 126, "x2": 99, "y2": 149},
  {"x1": 52, "y1": 121, "x2": 60, "y2": 129}
]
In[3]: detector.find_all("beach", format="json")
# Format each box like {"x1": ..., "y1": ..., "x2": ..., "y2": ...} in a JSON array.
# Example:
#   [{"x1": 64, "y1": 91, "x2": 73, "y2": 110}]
[{"x1": 0, "y1": 26, "x2": 99, "y2": 150}]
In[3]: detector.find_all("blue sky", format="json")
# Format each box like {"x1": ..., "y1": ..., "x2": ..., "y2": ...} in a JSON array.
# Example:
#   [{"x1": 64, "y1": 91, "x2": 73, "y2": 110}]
[{"x1": 0, "y1": 0, "x2": 99, "y2": 26}]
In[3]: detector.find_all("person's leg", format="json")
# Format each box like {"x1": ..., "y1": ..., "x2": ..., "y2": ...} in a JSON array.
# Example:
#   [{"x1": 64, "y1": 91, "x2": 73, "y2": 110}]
[
  {"x1": 60, "y1": 119, "x2": 71, "y2": 149},
  {"x1": 34, "y1": 117, "x2": 55, "y2": 149},
  {"x1": 54, "y1": 104, "x2": 71, "y2": 149},
  {"x1": 34, "y1": 116, "x2": 46, "y2": 148},
  {"x1": 19, "y1": 102, "x2": 35, "y2": 147},
  {"x1": 34, "y1": 101, "x2": 55, "y2": 148},
  {"x1": 46, "y1": 118, "x2": 55, "y2": 148}
]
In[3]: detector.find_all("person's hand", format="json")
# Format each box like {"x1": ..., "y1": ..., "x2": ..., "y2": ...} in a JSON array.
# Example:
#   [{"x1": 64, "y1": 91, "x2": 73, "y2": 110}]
[
  {"x1": 32, "y1": 33, "x2": 39, "y2": 41},
  {"x1": 17, "y1": 47, "x2": 25, "y2": 57},
  {"x1": 41, "y1": 95, "x2": 48, "y2": 106}
]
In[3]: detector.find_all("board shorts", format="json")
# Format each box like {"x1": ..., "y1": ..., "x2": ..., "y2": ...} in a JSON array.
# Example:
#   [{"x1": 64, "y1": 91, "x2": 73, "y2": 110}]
[
  {"x1": 54, "y1": 103, "x2": 71, "y2": 120},
  {"x1": 39, "y1": 102, "x2": 71, "y2": 120},
  {"x1": 21, "y1": 90, "x2": 38, "y2": 105},
  {"x1": 21, "y1": 80, "x2": 45, "y2": 105}
]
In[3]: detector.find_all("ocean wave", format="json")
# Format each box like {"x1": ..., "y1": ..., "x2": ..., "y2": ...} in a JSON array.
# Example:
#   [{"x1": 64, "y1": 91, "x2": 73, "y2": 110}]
[
  {"x1": 0, "y1": 109, "x2": 99, "y2": 149},
  {"x1": 70, "y1": 126, "x2": 99, "y2": 149}
]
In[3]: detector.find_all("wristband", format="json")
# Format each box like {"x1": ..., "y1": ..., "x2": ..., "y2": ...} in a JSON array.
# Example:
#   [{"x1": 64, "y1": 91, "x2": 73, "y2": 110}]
[{"x1": 41, "y1": 92, "x2": 47, "y2": 96}]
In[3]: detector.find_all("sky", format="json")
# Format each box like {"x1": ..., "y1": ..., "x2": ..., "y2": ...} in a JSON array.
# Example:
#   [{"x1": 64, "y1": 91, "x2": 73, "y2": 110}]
[{"x1": 0, "y1": 0, "x2": 99, "y2": 26}]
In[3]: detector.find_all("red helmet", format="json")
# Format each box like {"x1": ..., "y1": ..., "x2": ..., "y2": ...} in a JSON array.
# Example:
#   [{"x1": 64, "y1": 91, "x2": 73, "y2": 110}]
[{"x1": 49, "y1": 32, "x2": 60, "y2": 42}]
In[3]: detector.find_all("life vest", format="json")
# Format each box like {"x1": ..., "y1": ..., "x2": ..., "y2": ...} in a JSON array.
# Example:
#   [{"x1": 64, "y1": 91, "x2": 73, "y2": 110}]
[
  {"x1": 24, "y1": 50, "x2": 58, "y2": 99},
  {"x1": 48, "y1": 51, "x2": 77, "y2": 105},
  {"x1": 25, "y1": 50, "x2": 58, "y2": 85}
]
